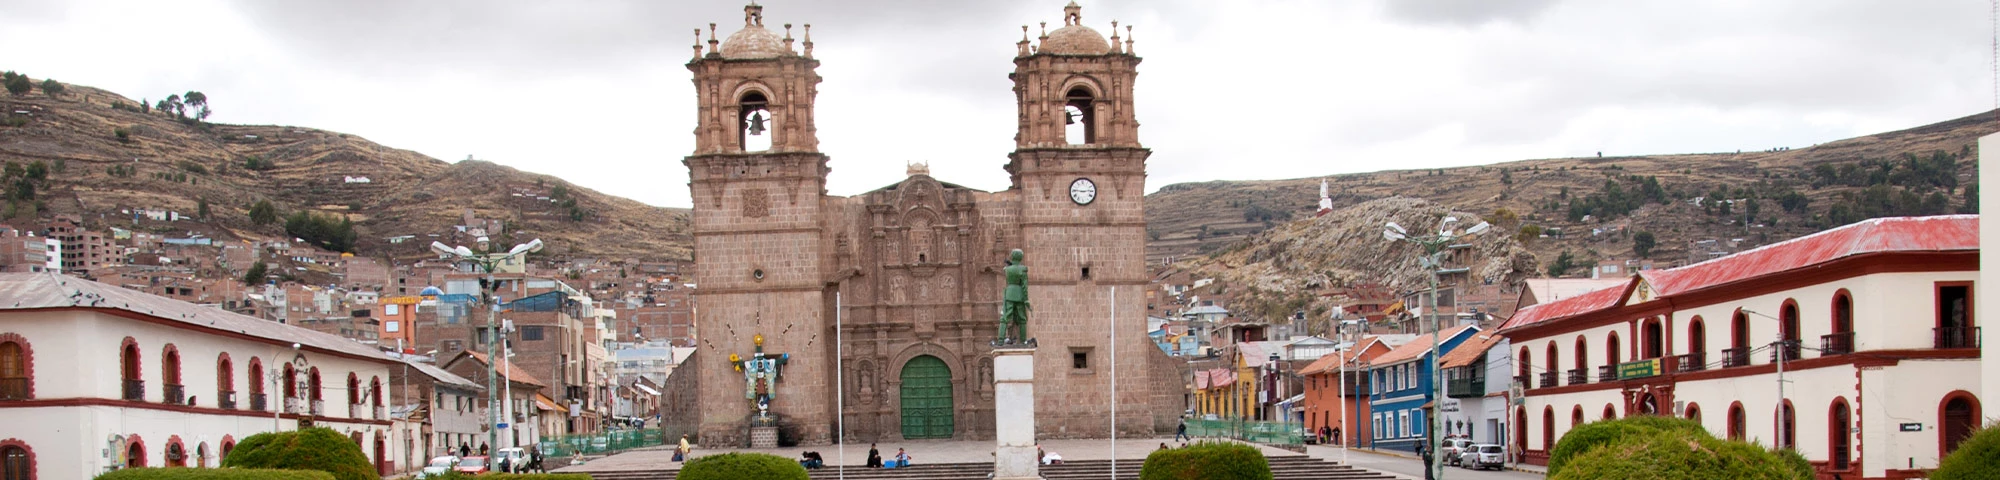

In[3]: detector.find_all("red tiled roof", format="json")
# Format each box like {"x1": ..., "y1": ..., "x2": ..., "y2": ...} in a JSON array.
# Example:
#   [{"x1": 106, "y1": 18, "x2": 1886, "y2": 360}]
[
  {"x1": 1438, "y1": 332, "x2": 1502, "y2": 369},
  {"x1": 1372, "y1": 324, "x2": 1480, "y2": 365},
  {"x1": 1641, "y1": 215, "x2": 1978, "y2": 297},
  {"x1": 459, "y1": 351, "x2": 547, "y2": 388},
  {"x1": 1299, "y1": 336, "x2": 1385, "y2": 375},
  {"x1": 1497, "y1": 280, "x2": 1634, "y2": 331}
]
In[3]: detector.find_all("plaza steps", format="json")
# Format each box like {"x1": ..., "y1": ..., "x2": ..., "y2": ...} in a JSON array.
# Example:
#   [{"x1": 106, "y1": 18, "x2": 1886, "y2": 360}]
[{"x1": 576, "y1": 456, "x2": 1398, "y2": 480}]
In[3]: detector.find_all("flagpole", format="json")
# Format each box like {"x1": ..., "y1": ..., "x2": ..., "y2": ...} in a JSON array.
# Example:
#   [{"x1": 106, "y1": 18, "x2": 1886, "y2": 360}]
[
  {"x1": 836, "y1": 292, "x2": 845, "y2": 480},
  {"x1": 1110, "y1": 286, "x2": 1118, "y2": 479}
]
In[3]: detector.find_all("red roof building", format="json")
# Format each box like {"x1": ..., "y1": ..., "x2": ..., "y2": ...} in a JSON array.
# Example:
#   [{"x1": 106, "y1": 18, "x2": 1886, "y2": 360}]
[{"x1": 1496, "y1": 215, "x2": 1981, "y2": 475}]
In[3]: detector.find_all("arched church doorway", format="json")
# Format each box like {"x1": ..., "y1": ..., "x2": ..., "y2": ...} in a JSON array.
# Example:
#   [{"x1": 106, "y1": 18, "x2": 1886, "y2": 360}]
[{"x1": 899, "y1": 355, "x2": 954, "y2": 439}]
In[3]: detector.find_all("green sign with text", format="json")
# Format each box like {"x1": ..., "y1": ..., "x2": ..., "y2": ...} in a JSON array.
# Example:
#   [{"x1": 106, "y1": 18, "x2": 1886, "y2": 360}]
[{"x1": 1618, "y1": 359, "x2": 1663, "y2": 380}]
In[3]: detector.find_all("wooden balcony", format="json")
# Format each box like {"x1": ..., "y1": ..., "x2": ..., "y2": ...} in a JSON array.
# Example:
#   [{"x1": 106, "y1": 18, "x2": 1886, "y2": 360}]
[
  {"x1": 123, "y1": 379, "x2": 145, "y2": 401},
  {"x1": 1721, "y1": 347, "x2": 1751, "y2": 368},
  {"x1": 1821, "y1": 332, "x2": 1854, "y2": 356},
  {"x1": 163, "y1": 384, "x2": 186, "y2": 405},
  {"x1": 1537, "y1": 372, "x2": 1558, "y2": 389},
  {"x1": 250, "y1": 393, "x2": 268, "y2": 411},
  {"x1": 1597, "y1": 365, "x2": 1617, "y2": 382},
  {"x1": 1566, "y1": 369, "x2": 1588, "y2": 386},
  {"x1": 1676, "y1": 352, "x2": 1706, "y2": 372},
  {"x1": 218, "y1": 390, "x2": 237, "y2": 410},
  {"x1": 1936, "y1": 327, "x2": 1979, "y2": 349}
]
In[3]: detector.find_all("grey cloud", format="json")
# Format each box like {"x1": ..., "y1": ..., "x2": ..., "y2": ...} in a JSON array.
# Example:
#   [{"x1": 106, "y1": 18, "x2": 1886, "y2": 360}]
[{"x1": 1379, "y1": 0, "x2": 1562, "y2": 26}]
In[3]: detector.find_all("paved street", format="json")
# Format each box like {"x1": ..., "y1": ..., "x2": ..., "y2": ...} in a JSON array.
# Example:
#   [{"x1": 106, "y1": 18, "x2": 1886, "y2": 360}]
[{"x1": 1303, "y1": 445, "x2": 1544, "y2": 480}]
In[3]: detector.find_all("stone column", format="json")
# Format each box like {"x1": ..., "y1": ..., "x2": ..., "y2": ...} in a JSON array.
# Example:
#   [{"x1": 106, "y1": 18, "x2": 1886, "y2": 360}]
[{"x1": 993, "y1": 346, "x2": 1038, "y2": 480}]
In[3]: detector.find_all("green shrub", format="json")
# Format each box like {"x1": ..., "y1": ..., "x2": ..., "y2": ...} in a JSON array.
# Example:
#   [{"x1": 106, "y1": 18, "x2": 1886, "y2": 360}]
[
  {"x1": 95, "y1": 467, "x2": 335, "y2": 480},
  {"x1": 1139, "y1": 441, "x2": 1272, "y2": 480},
  {"x1": 1552, "y1": 428, "x2": 1811, "y2": 480},
  {"x1": 1548, "y1": 415, "x2": 1706, "y2": 476},
  {"x1": 1936, "y1": 424, "x2": 2000, "y2": 479},
  {"x1": 677, "y1": 452, "x2": 807, "y2": 480},
  {"x1": 220, "y1": 427, "x2": 375, "y2": 480}
]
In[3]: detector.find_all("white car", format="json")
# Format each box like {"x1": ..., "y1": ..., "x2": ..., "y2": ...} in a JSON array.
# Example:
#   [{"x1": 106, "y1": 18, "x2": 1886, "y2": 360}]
[
  {"x1": 1458, "y1": 444, "x2": 1505, "y2": 471},
  {"x1": 417, "y1": 456, "x2": 458, "y2": 479},
  {"x1": 1440, "y1": 438, "x2": 1474, "y2": 466},
  {"x1": 493, "y1": 447, "x2": 527, "y2": 473}
]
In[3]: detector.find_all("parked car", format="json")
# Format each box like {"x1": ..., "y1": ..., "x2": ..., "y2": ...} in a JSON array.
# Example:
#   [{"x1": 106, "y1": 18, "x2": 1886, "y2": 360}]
[
  {"x1": 454, "y1": 456, "x2": 490, "y2": 474},
  {"x1": 493, "y1": 447, "x2": 525, "y2": 472},
  {"x1": 1458, "y1": 444, "x2": 1505, "y2": 470},
  {"x1": 418, "y1": 456, "x2": 458, "y2": 479},
  {"x1": 1440, "y1": 437, "x2": 1474, "y2": 466}
]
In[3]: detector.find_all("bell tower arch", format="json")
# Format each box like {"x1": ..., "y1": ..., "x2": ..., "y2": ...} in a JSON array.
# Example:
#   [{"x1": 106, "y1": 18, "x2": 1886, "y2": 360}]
[{"x1": 683, "y1": 3, "x2": 834, "y2": 447}]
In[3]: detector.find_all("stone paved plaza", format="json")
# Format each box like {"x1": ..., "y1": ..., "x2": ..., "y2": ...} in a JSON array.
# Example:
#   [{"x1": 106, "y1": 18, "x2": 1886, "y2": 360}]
[{"x1": 557, "y1": 436, "x2": 1296, "y2": 474}]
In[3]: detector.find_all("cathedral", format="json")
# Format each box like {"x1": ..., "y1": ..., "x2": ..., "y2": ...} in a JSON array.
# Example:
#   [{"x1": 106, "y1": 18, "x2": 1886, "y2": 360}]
[{"x1": 681, "y1": 2, "x2": 1184, "y2": 446}]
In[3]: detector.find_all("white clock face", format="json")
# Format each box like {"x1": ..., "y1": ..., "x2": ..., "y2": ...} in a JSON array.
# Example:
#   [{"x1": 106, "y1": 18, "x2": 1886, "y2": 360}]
[{"x1": 1069, "y1": 178, "x2": 1097, "y2": 205}]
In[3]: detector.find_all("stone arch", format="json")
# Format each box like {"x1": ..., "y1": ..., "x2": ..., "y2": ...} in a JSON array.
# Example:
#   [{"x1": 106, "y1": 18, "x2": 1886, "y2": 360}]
[
  {"x1": 886, "y1": 343, "x2": 964, "y2": 440},
  {"x1": 887, "y1": 342, "x2": 965, "y2": 384}
]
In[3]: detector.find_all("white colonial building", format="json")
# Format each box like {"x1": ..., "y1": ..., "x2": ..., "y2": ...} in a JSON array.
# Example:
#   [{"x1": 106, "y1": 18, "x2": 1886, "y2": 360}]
[
  {"x1": 0, "y1": 272, "x2": 408, "y2": 478},
  {"x1": 1500, "y1": 215, "x2": 1982, "y2": 479}
]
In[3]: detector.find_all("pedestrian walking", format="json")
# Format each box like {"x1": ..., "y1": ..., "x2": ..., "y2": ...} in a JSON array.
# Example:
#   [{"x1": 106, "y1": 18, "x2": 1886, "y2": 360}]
[{"x1": 1175, "y1": 420, "x2": 1190, "y2": 442}]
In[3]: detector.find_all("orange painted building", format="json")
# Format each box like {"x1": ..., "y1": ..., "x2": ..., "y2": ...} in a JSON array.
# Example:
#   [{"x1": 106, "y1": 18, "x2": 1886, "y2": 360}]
[{"x1": 1300, "y1": 336, "x2": 1391, "y2": 445}]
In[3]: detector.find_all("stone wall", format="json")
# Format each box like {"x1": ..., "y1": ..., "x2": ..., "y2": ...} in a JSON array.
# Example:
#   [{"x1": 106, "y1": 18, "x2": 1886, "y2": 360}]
[{"x1": 658, "y1": 349, "x2": 701, "y2": 441}]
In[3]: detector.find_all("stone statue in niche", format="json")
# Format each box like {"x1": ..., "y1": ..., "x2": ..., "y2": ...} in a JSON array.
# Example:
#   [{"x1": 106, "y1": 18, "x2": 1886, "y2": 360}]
[
  {"x1": 855, "y1": 361, "x2": 875, "y2": 404},
  {"x1": 978, "y1": 357, "x2": 993, "y2": 389}
]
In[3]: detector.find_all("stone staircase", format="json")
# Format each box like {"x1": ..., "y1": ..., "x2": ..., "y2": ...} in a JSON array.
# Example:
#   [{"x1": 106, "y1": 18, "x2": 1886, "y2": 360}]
[{"x1": 577, "y1": 456, "x2": 1399, "y2": 480}]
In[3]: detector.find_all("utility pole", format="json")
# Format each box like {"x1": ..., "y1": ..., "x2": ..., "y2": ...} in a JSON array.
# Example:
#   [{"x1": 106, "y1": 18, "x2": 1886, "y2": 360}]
[
  {"x1": 1385, "y1": 217, "x2": 1489, "y2": 480},
  {"x1": 432, "y1": 238, "x2": 542, "y2": 456}
]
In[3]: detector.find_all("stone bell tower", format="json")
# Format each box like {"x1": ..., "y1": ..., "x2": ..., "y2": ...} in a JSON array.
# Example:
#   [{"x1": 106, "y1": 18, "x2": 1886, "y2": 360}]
[
  {"x1": 684, "y1": 2, "x2": 835, "y2": 447},
  {"x1": 1005, "y1": 1, "x2": 1156, "y2": 438}
]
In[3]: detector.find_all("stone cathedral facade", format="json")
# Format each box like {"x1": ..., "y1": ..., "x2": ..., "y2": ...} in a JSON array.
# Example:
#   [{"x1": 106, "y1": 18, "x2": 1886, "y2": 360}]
[{"x1": 681, "y1": 2, "x2": 1185, "y2": 446}]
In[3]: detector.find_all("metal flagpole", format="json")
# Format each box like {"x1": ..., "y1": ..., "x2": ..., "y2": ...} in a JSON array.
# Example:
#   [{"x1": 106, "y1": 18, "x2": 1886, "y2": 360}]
[
  {"x1": 836, "y1": 292, "x2": 845, "y2": 480},
  {"x1": 1339, "y1": 338, "x2": 1348, "y2": 465},
  {"x1": 1110, "y1": 286, "x2": 1118, "y2": 479}
]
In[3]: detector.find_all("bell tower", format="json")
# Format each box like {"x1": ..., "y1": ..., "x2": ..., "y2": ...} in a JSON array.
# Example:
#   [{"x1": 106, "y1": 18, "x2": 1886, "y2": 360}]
[
  {"x1": 1004, "y1": 1, "x2": 1154, "y2": 439},
  {"x1": 683, "y1": 3, "x2": 835, "y2": 447}
]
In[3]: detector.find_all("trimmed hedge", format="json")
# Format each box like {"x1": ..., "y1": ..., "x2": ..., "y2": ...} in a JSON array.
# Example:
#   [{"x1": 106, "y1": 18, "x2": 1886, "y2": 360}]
[
  {"x1": 677, "y1": 452, "x2": 808, "y2": 480},
  {"x1": 1935, "y1": 424, "x2": 2000, "y2": 479},
  {"x1": 1547, "y1": 415, "x2": 1706, "y2": 476},
  {"x1": 219, "y1": 427, "x2": 375, "y2": 480},
  {"x1": 1551, "y1": 421, "x2": 1811, "y2": 480},
  {"x1": 412, "y1": 473, "x2": 588, "y2": 480},
  {"x1": 1139, "y1": 441, "x2": 1272, "y2": 480},
  {"x1": 95, "y1": 467, "x2": 335, "y2": 480}
]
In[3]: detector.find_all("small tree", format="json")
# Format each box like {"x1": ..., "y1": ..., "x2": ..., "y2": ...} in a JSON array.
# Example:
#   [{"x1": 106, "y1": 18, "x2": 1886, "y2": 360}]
[
  {"x1": 38, "y1": 79, "x2": 62, "y2": 98},
  {"x1": 1547, "y1": 250, "x2": 1577, "y2": 277},
  {"x1": 242, "y1": 262, "x2": 269, "y2": 286},
  {"x1": 221, "y1": 427, "x2": 374, "y2": 480},
  {"x1": 250, "y1": 200, "x2": 279, "y2": 225},
  {"x1": 1516, "y1": 224, "x2": 1543, "y2": 245},
  {"x1": 1935, "y1": 424, "x2": 2000, "y2": 479},
  {"x1": 3, "y1": 75, "x2": 30, "y2": 96},
  {"x1": 198, "y1": 199, "x2": 211, "y2": 219},
  {"x1": 1632, "y1": 231, "x2": 1656, "y2": 258},
  {"x1": 184, "y1": 90, "x2": 211, "y2": 121}
]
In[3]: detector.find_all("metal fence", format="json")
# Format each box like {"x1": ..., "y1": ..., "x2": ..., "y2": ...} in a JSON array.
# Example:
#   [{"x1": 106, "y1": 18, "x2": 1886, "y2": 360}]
[
  {"x1": 537, "y1": 428, "x2": 666, "y2": 457},
  {"x1": 1184, "y1": 418, "x2": 1305, "y2": 445}
]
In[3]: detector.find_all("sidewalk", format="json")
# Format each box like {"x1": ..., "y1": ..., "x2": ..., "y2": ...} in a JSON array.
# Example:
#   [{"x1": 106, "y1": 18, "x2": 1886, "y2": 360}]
[
  {"x1": 1308, "y1": 446, "x2": 1546, "y2": 478},
  {"x1": 558, "y1": 436, "x2": 1296, "y2": 473}
]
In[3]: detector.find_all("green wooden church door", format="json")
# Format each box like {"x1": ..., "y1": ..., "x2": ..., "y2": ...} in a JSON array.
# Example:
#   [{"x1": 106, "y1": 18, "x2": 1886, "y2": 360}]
[{"x1": 899, "y1": 355, "x2": 955, "y2": 439}]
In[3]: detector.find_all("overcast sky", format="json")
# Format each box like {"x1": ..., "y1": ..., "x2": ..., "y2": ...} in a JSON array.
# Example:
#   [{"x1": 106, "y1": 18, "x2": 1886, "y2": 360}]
[{"x1": 3, "y1": 0, "x2": 1989, "y2": 208}]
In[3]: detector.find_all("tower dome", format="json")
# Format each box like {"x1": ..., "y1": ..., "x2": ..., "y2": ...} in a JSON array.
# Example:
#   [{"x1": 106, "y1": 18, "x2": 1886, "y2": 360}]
[
  {"x1": 1036, "y1": 1, "x2": 1110, "y2": 55},
  {"x1": 719, "y1": 3, "x2": 791, "y2": 59},
  {"x1": 1042, "y1": 25, "x2": 1109, "y2": 55}
]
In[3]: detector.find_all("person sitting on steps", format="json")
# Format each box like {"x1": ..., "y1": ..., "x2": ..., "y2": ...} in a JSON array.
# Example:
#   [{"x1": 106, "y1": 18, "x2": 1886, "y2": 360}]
[{"x1": 866, "y1": 443, "x2": 882, "y2": 468}]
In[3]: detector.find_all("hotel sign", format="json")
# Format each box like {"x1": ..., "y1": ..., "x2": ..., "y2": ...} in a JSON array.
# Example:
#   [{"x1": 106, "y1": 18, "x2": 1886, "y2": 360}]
[{"x1": 1618, "y1": 359, "x2": 1663, "y2": 380}]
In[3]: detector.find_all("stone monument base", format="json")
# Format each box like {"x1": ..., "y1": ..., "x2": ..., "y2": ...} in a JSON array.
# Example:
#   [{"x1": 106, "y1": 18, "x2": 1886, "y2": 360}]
[{"x1": 992, "y1": 345, "x2": 1038, "y2": 480}]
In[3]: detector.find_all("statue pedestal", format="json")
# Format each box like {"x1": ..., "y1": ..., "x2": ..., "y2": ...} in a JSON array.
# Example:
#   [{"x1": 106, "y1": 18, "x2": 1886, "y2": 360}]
[
  {"x1": 748, "y1": 413, "x2": 780, "y2": 448},
  {"x1": 992, "y1": 346, "x2": 1038, "y2": 480}
]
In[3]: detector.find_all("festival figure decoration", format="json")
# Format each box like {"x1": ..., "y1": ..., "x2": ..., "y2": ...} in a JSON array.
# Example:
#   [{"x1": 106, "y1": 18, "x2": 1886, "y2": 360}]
[
  {"x1": 729, "y1": 334, "x2": 790, "y2": 418},
  {"x1": 995, "y1": 249, "x2": 1034, "y2": 346}
]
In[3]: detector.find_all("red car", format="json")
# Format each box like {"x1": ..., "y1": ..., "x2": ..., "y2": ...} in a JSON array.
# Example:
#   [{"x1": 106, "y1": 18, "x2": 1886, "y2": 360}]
[{"x1": 454, "y1": 456, "x2": 490, "y2": 474}]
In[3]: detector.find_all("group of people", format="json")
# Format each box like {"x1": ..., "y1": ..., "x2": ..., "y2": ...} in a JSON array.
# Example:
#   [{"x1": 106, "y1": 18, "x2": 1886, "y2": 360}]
[{"x1": 865, "y1": 443, "x2": 912, "y2": 468}]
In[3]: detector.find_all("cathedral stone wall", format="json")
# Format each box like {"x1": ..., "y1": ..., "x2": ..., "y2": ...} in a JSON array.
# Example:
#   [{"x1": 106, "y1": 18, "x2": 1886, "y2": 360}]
[{"x1": 684, "y1": 2, "x2": 1166, "y2": 446}]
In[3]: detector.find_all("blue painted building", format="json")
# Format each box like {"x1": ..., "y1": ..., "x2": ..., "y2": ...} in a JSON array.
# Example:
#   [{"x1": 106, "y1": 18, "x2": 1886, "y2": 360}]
[{"x1": 1366, "y1": 324, "x2": 1481, "y2": 451}]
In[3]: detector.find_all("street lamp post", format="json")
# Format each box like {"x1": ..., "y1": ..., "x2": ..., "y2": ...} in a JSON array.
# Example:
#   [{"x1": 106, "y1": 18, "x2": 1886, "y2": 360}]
[
  {"x1": 433, "y1": 237, "x2": 543, "y2": 455},
  {"x1": 1384, "y1": 217, "x2": 1488, "y2": 480}
]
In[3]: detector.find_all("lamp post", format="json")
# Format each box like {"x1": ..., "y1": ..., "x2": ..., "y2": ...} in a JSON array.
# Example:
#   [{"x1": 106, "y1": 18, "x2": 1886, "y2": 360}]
[
  {"x1": 1384, "y1": 217, "x2": 1488, "y2": 480},
  {"x1": 433, "y1": 237, "x2": 543, "y2": 455},
  {"x1": 1740, "y1": 309, "x2": 1793, "y2": 449}
]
